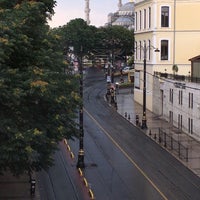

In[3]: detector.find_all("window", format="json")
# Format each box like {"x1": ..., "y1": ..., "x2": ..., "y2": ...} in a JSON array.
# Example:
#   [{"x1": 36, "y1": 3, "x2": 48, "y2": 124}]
[
  {"x1": 169, "y1": 111, "x2": 173, "y2": 124},
  {"x1": 189, "y1": 92, "x2": 193, "y2": 108},
  {"x1": 188, "y1": 118, "x2": 193, "y2": 134},
  {"x1": 161, "y1": 6, "x2": 169, "y2": 27},
  {"x1": 148, "y1": 40, "x2": 151, "y2": 60},
  {"x1": 178, "y1": 90, "x2": 183, "y2": 105},
  {"x1": 135, "y1": 41, "x2": 137, "y2": 60},
  {"x1": 169, "y1": 88, "x2": 173, "y2": 103},
  {"x1": 178, "y1": 114, "x2": 182, "y2": 130},
  {"x1": 139, "y1": 10, "x2": 142, "y2": 30},
  {"x1": 148, "y1": 7, "x2": 151, "y2": 29},
  {"x1": 144, "y1": 9, "x2": 146, "y2": 29},
  {"x1": 161, "y1": 40, "x2": 168, "y2": 60},
  {"x1": 135, "y1": 12, "x2": 137, "y2": 31}
]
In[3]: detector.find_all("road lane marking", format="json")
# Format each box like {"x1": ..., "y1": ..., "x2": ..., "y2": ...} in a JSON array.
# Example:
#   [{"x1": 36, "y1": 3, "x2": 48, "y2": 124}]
[{"x1": 84, "y1": 108, "x2": 168, "y2": 200}]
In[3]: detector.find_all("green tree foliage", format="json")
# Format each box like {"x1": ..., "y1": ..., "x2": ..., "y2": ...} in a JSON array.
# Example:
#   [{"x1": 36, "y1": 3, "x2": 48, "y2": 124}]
[
  {"x1": 59, "y1": 18, "x2": 97, "y2": 56},
  {"x1": 0, "y1": 0, "x2": 56, "y2": 18},
  {"x1": 0, "y1": 0, "x2": 80, "y2": 175},
  {"x1": 94, "y1": 26, "x2": 134, "y2": 61},
  {"x1": 172, "y1": 64, "x2": 178, "y2": 75},
  {"x1": 58, "y1": 21, "x2": 134, "y2": 66}
]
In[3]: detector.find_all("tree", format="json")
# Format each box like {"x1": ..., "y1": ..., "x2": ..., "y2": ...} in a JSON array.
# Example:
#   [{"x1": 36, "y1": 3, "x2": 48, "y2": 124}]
[
  {"x1": 94, "y1": 26, "x2": 134, "y2": 64},
  {"x1": 58, "y1": 21, "x2": 134, "y2": 67},
  {"x1": 0, "y1": 0, "x2": 80, "y2": 175},
  {"x1": 60, "y1": 18, "x2": 97, "y2": 57},
  {"x1": 172, "y1": 64, "x2": 178, "y2": 76}
]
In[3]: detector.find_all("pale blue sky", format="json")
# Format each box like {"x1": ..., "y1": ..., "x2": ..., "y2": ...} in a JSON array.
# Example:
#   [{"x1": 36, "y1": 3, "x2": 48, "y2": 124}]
[{"x1": 48, "y1": 0, "x2": 127, "y2": 28}]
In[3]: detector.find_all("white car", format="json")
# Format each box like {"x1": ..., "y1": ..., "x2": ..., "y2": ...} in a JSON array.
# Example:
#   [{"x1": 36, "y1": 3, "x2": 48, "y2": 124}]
[{"x1": 122, "y1": 66, "x2": 130, "y2": 73}]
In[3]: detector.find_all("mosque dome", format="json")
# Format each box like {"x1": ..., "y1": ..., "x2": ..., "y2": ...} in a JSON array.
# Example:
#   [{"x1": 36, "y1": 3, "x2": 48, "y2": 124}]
[
  {"x1": 118, "y1": 2, "x2": 134, "y2": 16},
  {"x1": 108, "y1": 13, "x2": 114, "y2": 17},
  {"x1": 109, "y1": 1, "x2": 134, "y2": 29},
  {"x1": 112, "y1": 16, "x2": 134, "y2": 26}
]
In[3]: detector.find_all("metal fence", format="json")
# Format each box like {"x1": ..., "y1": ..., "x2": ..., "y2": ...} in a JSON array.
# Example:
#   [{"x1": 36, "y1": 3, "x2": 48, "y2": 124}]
[
  {"x1": 148, "y1": 128, "x2": 188, "y2": 162},
  {"x1": 154, "y1": 72, "x2": 200, "y2": 83}
]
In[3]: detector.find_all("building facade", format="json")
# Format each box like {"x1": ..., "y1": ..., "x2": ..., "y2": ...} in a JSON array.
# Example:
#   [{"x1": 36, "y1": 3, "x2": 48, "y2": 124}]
[
  {"x1": 106, "y1": 1, "x2": 134, "y2": 29},
  {"x1": 152, "y1": 73, "x2": 200, "y2": 141},
  {"x1": 134, "y1": 0, "x2": 200, "y2": 111}
]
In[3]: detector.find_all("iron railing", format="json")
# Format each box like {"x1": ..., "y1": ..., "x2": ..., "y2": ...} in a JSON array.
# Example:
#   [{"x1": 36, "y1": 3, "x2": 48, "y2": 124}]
[
  {"x1": 154, "y1": 72, "x2": 200, "y2": 83},
  {"x1": 148, "y1": 128, "x2": 188, "y2": 162}
]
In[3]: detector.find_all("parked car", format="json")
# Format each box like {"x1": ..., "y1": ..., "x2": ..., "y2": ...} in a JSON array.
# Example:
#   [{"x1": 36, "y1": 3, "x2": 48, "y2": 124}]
[{"x1": 122, "y1": 66, "x2": 131, "y2": 73}]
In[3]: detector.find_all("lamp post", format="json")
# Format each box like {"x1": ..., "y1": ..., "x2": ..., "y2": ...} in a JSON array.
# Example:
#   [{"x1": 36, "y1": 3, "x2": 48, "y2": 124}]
[
  {"x1": 77, "y1": 46, "x2": 85, "y2": 168},
  {"x1": 141, "y1": 42, "x2": 160, "y2": 129},
  {"x1": 141, "y1": 42, "x2": 147, "y2": 129}
]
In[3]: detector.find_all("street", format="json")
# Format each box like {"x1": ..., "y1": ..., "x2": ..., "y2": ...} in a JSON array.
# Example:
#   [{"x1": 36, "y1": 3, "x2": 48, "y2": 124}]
[{"x1": 37, "y1": 67, "x2": 200, "y2": 200}]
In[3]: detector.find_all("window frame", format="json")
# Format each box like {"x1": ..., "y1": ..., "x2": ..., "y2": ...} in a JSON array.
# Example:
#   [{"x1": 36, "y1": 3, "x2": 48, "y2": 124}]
[
  {"x1": 148, "y1": 7, "x2": 151, "y2": 29},
  {"x1": 161, "y1": 6, "x2": 169, "y2": 27},
  {"x1": 161, "y1": 40, "x2": 169, "y2": 60}
]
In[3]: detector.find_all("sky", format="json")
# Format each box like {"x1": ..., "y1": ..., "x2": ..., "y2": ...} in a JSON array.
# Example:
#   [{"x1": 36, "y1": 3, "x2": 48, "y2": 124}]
[{"x1": 48, "y1": 0, "x2": 123, "y2": 28}]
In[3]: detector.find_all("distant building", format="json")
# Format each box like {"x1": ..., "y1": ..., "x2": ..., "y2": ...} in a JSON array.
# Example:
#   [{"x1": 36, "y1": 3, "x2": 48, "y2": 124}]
[{"x1": 106, "y1": 1, "x2": 134, "y2": 29}]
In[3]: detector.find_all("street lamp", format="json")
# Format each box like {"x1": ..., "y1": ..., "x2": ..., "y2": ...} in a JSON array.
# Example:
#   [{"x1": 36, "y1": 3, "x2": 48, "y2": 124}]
[
  {"x1": 77, "y1": 46, "x2": 85, "y2": 168},
  {"x1": 68, "y1": 46, "x2": 75, "y2": 73},
  {"x1": 103, "y1": 38, "x2": 122, "y2": 83},
  {"x1": 141, "y1": 41, "x2": 160, "y2": 129}
]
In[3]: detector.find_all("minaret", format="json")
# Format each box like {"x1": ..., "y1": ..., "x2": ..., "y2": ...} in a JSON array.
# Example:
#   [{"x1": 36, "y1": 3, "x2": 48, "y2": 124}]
[
  {"x1": 118, "y1": 0, "x2": 122, "y2": 10},
  {"x1": 85, "y1": 0, "x2": 90, "y2": 25}
]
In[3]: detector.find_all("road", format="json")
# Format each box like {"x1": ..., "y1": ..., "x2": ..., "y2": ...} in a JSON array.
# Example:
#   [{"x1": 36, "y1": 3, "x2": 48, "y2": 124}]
[{"x1": 38, "y1": 67, "x2": 200, "y2": 200}]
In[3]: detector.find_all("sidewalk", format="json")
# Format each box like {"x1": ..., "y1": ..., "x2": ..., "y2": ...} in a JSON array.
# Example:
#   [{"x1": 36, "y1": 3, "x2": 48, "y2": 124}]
[
  {"x1": 0, "y1": 172, "x2": 40, "y2": 200},
  {"x1": 115, "y1": 87, "x2": 200, "y2": 178}
]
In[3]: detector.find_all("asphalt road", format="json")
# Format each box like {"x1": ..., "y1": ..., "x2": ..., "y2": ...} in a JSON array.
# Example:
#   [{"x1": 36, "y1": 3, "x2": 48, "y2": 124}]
[{"x1": 38, "y1": 67, "x2": 200, "y2": 200}]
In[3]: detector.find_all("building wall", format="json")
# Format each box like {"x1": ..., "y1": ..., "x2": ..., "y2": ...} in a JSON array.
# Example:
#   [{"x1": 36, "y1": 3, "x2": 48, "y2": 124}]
[
  {"x1": 161, "y1": 79, "x2": 200, "y2": 141},
  {"x1": 134, "y1": 65, "x2": 154, "y2": 111},
  {"x1": 152, "y1": 76, "x2": 163, "y2": 116},
  {"x1": 134, "y1": 0, "x2": 200, "y2": 112},
  {"x1": 155, "y1": 0, "x2": 200, "y2": 74}
]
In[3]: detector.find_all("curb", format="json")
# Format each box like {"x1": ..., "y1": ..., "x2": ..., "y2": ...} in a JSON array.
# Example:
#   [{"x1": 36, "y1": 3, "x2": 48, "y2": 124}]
[{"x1": 63, "y1": 139, "x2": 95, "y2": 200}]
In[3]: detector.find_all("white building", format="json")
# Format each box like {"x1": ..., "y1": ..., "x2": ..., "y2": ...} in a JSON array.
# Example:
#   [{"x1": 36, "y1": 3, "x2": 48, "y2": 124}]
[
  {"x1": 134, "y1": 0, "x2": 200, "y2": 111},
  {"x1": 153, "y1": 75, "x2": 200, "y2": 141},
  {"x1": 153, "y1": 55, "x2": 200, "y2": 141}
]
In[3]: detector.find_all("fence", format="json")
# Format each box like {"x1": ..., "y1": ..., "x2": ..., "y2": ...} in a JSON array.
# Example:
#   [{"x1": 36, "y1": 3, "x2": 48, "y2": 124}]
[
  {"x1": 148, "y1": 128, "x2": 188, "y2": 162},
  {"x1": 154, "y1": 71, "x2": 200, "y2": 83}
]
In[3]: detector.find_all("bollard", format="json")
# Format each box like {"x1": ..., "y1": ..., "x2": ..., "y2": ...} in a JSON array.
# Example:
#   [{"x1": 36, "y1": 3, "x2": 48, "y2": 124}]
[
  {"x1": 125, "y1": 112, "x2": 127, "y2": 118},
  {"x1": 149, "y1": 130, "x2": 152, "y2": 136},
  {"x1": 128, "y1": 114, "x2": 130, "y2": 120},
  {"x1": 154, "y1": 133, "x2": 157, "y2": 140},
  {"x1": 136, "y1": 114, "x2": 139, "y2": 126},
  {"x1": 30, "y1": 179, "x2": 36, "y2": 196},
  {"x1": 164, "y1": 132, "x2": 167, "y2": 147},
  {"x1": 114, "y1": 102, "x2": 118, "y2": 110}
]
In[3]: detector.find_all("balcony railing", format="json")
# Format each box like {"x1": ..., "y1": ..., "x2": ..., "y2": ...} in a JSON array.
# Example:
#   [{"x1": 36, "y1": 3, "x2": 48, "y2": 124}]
[{"x1": 154, "y1": 72, "x2": 200, "y2": 83}]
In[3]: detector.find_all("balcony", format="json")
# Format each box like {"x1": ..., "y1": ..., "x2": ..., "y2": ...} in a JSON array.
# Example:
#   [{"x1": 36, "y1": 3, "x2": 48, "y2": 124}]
[{"x1": 154, "y1": 72, "x2": 200, "y2": 84}]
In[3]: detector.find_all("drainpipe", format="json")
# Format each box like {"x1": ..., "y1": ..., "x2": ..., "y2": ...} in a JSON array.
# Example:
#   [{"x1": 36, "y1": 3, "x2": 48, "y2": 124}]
[{"x1": 173, "y1": 0, "x2": 176, "y2": 65}]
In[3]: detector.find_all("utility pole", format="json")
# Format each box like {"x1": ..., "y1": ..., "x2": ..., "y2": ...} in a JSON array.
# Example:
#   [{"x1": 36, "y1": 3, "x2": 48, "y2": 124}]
[{"x1": 77, "y1": 46, "x2": 85, "y2": 168}]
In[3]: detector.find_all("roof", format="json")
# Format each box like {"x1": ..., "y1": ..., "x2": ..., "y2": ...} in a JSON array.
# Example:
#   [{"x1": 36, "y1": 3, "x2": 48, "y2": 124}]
[
  {"x1": 118, "y1": 2, "x2": 134, "y2": 16},
  {"x1": 189, "y1": 55, "x2": 200, "y2": 62},
  {"x1": 112, "y1": 16, "x2": 134, "y2": 26}
]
